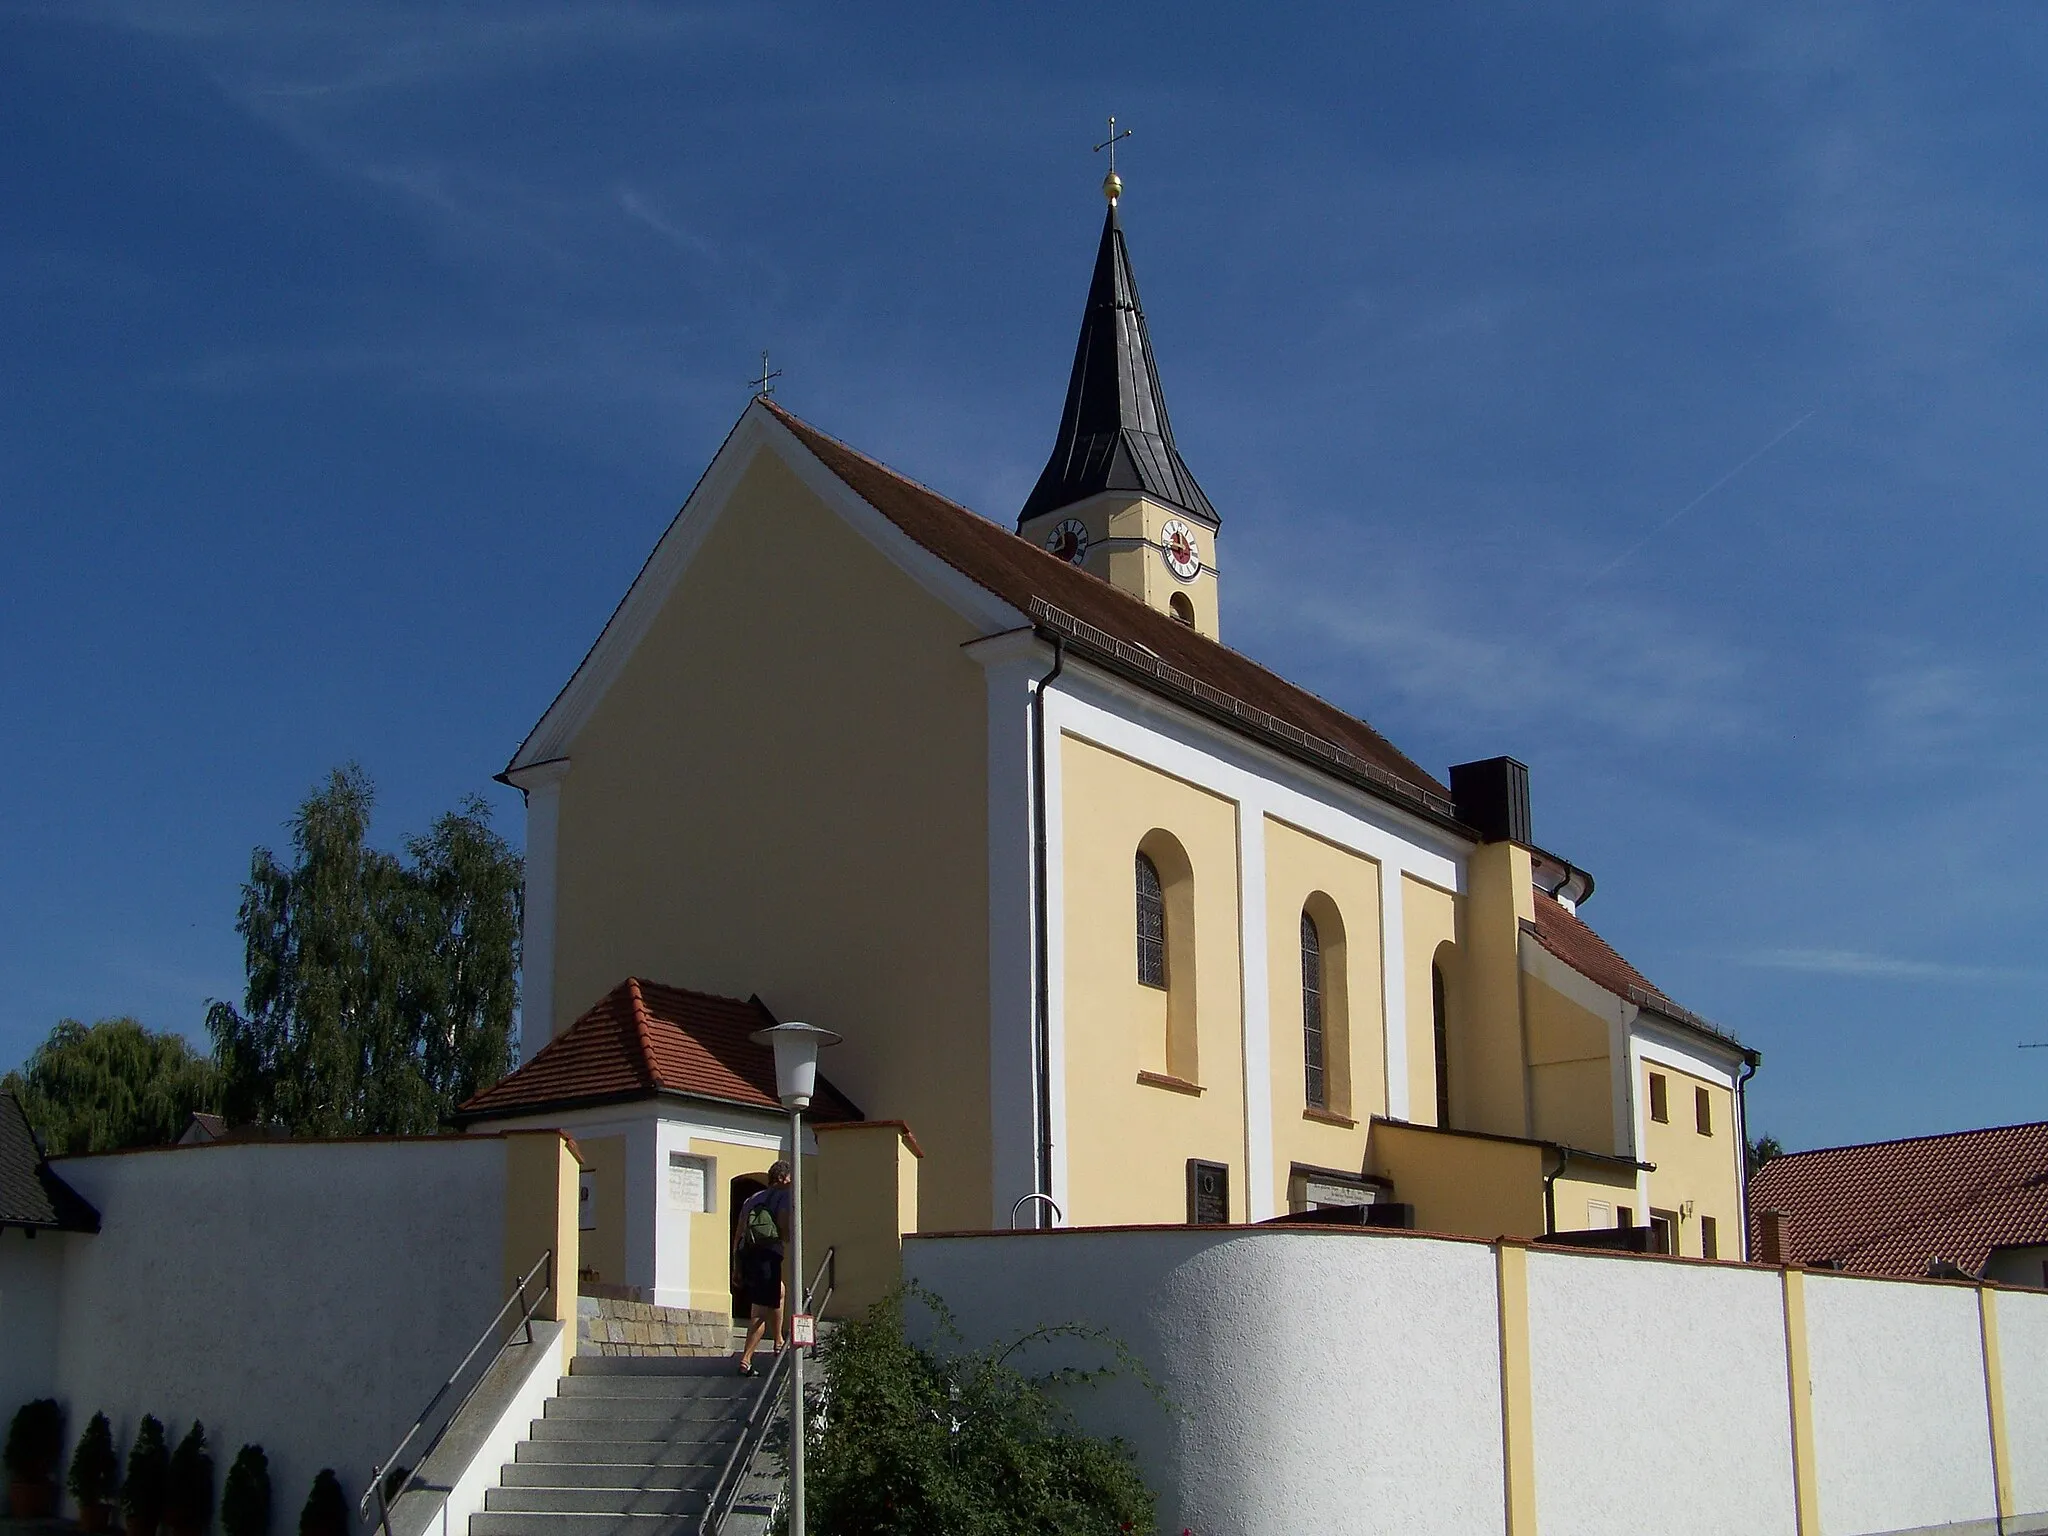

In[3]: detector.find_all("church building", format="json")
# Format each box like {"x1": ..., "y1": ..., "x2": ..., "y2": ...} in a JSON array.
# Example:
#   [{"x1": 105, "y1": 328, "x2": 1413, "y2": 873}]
[{"x1": 462, "y1": 168, "x2": 1757, "y2": 1313}]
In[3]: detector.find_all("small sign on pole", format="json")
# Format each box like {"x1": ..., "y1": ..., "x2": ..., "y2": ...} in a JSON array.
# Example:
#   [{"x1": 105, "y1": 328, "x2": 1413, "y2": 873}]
[{"x1": 791, "y1": 1312, "x2": 816, "y2": 1349}]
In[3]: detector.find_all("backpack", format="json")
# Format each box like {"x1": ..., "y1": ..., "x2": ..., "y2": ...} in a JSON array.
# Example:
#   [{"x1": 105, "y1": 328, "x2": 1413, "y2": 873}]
[{"x1": 742, "y1": 1193, "x2": 782, "y2": 1249}]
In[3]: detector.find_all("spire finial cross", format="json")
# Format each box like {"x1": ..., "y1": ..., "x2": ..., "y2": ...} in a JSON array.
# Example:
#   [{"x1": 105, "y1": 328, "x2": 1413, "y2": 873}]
[
  {"x1": 748, "y1": 350, "x2": 782, "y2": 398},
  {"x1": 1094, "y1": 115, "x2": 1132, "y2": 203}
]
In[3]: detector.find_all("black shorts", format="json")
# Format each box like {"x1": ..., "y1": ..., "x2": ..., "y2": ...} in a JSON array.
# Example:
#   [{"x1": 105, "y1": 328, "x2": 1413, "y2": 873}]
[{"x1": 737, "y1": 1248, "x2": 784, "y2": 1310}]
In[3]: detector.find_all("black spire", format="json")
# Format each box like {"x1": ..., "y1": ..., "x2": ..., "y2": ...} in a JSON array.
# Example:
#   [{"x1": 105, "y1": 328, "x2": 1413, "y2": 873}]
[{"x1": 1018, "y1": 203, "x2": 1217, "y2": 528}]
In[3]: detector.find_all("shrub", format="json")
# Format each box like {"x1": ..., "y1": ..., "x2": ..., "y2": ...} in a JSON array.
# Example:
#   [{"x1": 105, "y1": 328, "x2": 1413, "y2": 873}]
[
  {"x1": 297, "y1": 1469, "x2": 347, "y2": 1536},
  {"x1": 121, "y1": 1417, "x2": 170, "y2": 1530},
  {"x1": 3, "y1": 1399, "x2": 64, "y2": 1482},
  {"x1": 221, "y1": 1446, "x2": 270, "y2": 1536},
  {"x1": 68, "y1": 1413, "x2": 121, "y2": 1506},
  {"x1": 804, "y1": 1285, "x2": 1159, "y2": 1536},
  {"x1": 165, "y1": 1422, "x2": 214, "y2": 1534}
]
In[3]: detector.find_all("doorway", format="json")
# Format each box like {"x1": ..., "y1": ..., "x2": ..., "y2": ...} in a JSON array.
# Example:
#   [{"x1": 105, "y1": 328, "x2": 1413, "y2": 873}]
[{"x1": 728, "y1": 1172, "x2": 768, "y2": 1319}]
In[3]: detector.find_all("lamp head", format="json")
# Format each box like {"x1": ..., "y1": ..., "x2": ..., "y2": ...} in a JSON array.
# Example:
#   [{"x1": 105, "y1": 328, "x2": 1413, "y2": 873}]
[{"x1": 748, "y1": 1020, "x2": 843, "y2": 1109}]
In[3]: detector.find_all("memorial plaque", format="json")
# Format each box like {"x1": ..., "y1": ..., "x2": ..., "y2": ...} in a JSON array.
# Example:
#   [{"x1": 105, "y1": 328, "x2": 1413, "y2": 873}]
[
  {"x1": 1187, "y1": 1159, "x2": 1230, "y2": 1225},
  {"x1": 668, "y1": 1153, "x2": 709, "y2": 1212}
]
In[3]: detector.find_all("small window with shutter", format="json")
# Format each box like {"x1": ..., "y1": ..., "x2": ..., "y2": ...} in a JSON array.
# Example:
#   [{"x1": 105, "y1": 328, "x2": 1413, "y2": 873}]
[
  {"x1": 1649, "y1": 1072, "x2": 1669, "y2": 1123},
  {"x1": 1695, "y1": 1086, "x2": 1713, "y2": 1136},
  {"x1": 1701, "y1": 1215, "x2": 1720, "y2": 1259}
]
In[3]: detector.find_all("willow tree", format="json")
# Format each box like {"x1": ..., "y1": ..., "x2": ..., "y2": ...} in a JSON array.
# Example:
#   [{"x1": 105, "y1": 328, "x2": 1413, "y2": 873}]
[
  {"x1": 3, "y1": 1017, "x2": 219, "y2": 1154},
  {"x1": 206, "y1": 765, "x2": 521, "y2": 1136}
]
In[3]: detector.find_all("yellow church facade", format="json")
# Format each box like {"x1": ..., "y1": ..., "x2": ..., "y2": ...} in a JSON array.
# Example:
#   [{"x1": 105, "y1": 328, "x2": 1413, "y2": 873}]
[{"x1": 497, "y1": 193, "x2": 1756, "y2": 1262}]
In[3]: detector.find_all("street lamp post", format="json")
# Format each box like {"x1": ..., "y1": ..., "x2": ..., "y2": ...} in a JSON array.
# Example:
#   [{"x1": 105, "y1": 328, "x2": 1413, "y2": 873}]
[{"x1": 749, "y1": 1020, "x2": 841, "y2": 1536}]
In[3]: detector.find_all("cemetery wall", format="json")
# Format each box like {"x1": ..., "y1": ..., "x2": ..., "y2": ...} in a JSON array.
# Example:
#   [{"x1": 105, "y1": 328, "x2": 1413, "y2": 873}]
[
  {"x1": 906, "y1": 1223, "x2": 2048, "y2": 1536},
  {"x1": 33, "y1": 1137, "x2": 513, "y2": 1524},
  {"x1": 0, "y1": 1228, "x2": 67, "y2": 1421}
]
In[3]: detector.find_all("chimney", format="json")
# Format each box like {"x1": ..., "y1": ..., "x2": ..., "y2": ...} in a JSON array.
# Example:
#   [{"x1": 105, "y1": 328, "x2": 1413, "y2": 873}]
[
  {"x1": 1450, "y1": 757, "x2": 1532, "y2": 846},
  {"x1": 1757, "y1": 1209, "x2": 1790, "y2": 1266}
]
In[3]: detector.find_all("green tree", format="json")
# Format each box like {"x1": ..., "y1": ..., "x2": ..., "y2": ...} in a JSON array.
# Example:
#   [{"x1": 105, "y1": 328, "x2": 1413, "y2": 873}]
[
  {"x1": 207, "y1": 765, "x2": 521, "y2": 1136},
  {"x1": 1747, "y1": 1134, "x2": 1784, "y2": 1177},
  {"x1": 806, "y1": 1287, "x2": 1159, "y2": 1536},
  {"x1": 2, "y1": 1017, "x2": 219, "y2": 1155}
]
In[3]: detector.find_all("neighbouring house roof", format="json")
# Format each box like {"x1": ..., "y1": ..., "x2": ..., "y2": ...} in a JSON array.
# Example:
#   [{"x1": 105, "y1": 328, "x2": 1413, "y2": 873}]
[
  {"x1": 1525, "y1": 891, "x2": 1748, "y2": 1058},
  {"x1": 0, "y1": 1091, "x2": 100, "y2": 1233},
  {"x1": 763, "y1": 401, "x2": 1452, "y2": 817},
  {"x1": 456, "y1": 978, "x2": 863, "y2": 1125},
  {"x1": 176, "y1": 1112, "x2": 292, "y2": 1145},
  {"x1": 1017, "y1": 203, "x2": 1218, "y2": 528},
  {"x1": 1749, "y1": 1121, "x2": 2048, "y2": 1279}
]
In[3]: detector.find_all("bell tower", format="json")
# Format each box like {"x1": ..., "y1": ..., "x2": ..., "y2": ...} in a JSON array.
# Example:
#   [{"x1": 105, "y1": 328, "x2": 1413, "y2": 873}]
[{"x1": 1018, "y1": 152, "x2": 1221, "y2": 638}]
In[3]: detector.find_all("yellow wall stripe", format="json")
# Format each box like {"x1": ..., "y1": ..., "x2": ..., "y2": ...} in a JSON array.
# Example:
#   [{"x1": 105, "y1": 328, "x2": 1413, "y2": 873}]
[
  {"x1": 1980, "y1": 1288, "x2": 2016, "y2": 1522},
  {"x1": 1496, "y1": 1242, "x2": 1538, "y2": 1535},
  {"x1": 1781, "y1": 1269, "x2": 1821, "y2": 1535}
]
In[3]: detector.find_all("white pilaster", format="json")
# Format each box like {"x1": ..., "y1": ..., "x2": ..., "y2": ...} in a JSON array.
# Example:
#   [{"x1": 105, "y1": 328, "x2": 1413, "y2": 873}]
[
  {"x1": 506, "y1": 758, "x2": 570, "y2": 1058},
  {"x1": 965, "y1": 630, "x2": 1055, "y2": 1228},
  {"x1": 1380, "y1": 861, "x2": 1412, "y2": 1122},
  {"x1": 1238, "y1": 810, "x2": 1275, "y2": 1220}
]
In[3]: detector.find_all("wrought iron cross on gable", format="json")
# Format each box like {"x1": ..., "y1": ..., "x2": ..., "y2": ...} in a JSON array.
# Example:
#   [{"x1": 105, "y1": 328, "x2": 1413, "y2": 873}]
[{"x1": 749, "y1": 351, "x2": 782, "y2": 398}]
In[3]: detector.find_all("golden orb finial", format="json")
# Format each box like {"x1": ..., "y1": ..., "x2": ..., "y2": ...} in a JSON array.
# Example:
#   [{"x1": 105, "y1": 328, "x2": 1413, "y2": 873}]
[{"x1": 1102, "y1": 168, "x2": 1123, "y2": 204}]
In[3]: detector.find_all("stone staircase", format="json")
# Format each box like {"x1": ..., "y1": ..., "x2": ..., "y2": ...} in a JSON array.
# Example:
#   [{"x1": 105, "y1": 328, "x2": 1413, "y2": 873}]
[{"x1": 470, "y1": 1354, "x2": 760, "y2": 1536}]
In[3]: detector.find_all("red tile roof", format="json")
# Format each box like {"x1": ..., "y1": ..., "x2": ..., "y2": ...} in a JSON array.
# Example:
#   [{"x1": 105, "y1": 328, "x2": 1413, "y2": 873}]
[
  {"x1": 457, "y1": 978, "x2": 862, "y2": 1124},
  {"x1": 763, "y1": 402, "x2": 1451, "y2": 813},
  {"x1": 1748, "y1": 1120, "x2": 2048, "y2": 1278}
]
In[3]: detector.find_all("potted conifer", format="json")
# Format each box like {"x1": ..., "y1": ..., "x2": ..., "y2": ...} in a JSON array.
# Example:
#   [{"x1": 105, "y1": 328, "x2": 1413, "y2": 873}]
[
  {"x1": 220, "y1": 1447, "x2": 269, "y2": 1536},
  {"x1": 164, "y1": 1423, "x2": 214, "y2": 1536},
  {"x1": 121, "y1": 1416, "x2": 169, "y2": 1536},
  {"x1": 297, "y1": 1470, "x2": 346, "y2": 1536},
  {"x1": 5, "y1": 1398, "x2": 64, "y2": 1519},
  {"x1": 68, "y1": 1413, "x2": 122, "y2": 1533}
]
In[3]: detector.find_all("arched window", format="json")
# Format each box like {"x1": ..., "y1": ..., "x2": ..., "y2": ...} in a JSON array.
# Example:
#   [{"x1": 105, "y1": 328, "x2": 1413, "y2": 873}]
[
  {"x1": 1432, "y1": 961, "x2": 1451, "y2": 1127},
  {"x1": 1302, "y1": 911, "x2": 1326, "y2": 1108},
  {"x1": 1136, "y1": 852, "x2": 1166, "y2": 989},
  {"x1": 1169, "y1": 592, "x2": 1196, "y2": 626}
]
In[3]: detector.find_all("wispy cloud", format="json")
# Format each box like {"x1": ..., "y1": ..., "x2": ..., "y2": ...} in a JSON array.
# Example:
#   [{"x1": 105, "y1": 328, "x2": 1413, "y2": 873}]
[{"x1": 1737, "y1": 948, "x2": 2045, "y2": 984}]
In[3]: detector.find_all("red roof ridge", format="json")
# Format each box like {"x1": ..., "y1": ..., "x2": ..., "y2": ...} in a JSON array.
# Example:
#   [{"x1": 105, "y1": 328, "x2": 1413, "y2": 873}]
[
  {"x1": 623, "y1": 976, "x2": 661, "y2": 1094},
  {"x1": 1756, "y1": 1118, "x2": 2048, "y2": 1167}
]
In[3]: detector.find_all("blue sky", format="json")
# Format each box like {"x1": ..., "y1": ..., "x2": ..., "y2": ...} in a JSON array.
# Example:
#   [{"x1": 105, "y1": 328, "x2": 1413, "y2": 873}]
[{"x1": 4, "y1": 2, "x2": 2045, "y2": 1152}]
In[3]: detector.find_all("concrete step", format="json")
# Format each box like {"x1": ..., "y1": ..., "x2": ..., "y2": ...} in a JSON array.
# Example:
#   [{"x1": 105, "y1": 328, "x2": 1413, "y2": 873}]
[
  {"x1": 556, "y1": 1374, "x2": 756, "y2": 1401},
  {"x1": 484, "y1": 1486, "x2": 710, "y2": 1517},
  {"x1": 514, "y1": 1440, "x2": 734, "y2": 1468},
  {"x1": 570, "y1": 1354, "x2": 747, "y2": 1377},
  {"x1": 469, "y1": 1513, "x2": 691, "y2": 1536},
  {"x1": 528, "y1": 1416, "x2": 741, "y2": 1445},
  {"x1": 545, "y1": 1396, "x2": 740, "y2": 1423},
  {"x1": 497, "y1": 1463, "x2": 718, "y2": 1492}
]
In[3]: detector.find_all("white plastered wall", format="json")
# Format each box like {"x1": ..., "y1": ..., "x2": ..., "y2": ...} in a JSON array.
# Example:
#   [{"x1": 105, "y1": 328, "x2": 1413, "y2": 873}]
[
  {"x1": 47, "y1": 1140, "x2": 507, "y2": 1525},
  {"x1": 906, "y1": 1227, "x2": 1506, "y2": 1536},
  {"x1": 0, "y1": 1229, "x2": 68, "y2": 1413},
  {"x1": 1804, "y1": 1272, "x2": 1998, "y2": 1534},
  {"x1": 1525, "y1": 1249, "x2": 1797, "y2": 1536},
  {"x1": 1996, "y1": 1286, "x2": 2048, "y2": 1518}
]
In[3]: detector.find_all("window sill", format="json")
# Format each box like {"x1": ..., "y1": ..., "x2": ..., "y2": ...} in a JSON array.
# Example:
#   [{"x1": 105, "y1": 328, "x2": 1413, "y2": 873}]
[
  {"x1": 1136, "y1": 1070, "x2": 1204, "y2": 1097},
  {"x1": 1302, "y1": 1107, "x2": 1357, "y2": 1129}
]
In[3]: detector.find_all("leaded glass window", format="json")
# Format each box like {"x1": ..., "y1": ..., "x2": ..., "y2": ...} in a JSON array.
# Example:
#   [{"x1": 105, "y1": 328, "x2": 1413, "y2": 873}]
[
  {"x1": 1136, "y1": 852, "x2": 1166, "y2": 988},
  {"x1": 1302, "y1": 911, "x2": 1326, "y2": 1108}
]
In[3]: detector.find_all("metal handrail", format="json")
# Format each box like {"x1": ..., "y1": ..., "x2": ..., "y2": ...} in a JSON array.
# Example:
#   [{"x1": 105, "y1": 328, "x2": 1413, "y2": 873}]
[
  {"x1": 1010, "y1": 1192, "x2": 1064, "y2": 1228},
  {"x1": 698, "y1": 1246, "x2": 834, "y2": 1536},
  {"x1": 361, "y1": 1247, "x2": 555, "y2": 1536}
]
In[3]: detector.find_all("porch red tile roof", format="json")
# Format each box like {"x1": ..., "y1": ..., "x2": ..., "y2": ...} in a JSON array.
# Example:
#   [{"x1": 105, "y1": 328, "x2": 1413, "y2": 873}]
[
  {"x1": 1747, "y1": 1120, "x2": 2048, "y2": 1279},
  {"x1": 457, "y1": 978, "x2": 862, "y2": 1124}
]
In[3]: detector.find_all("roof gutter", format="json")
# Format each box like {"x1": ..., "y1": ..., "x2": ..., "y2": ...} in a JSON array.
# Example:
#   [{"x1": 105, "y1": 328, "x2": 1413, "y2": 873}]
[{"x1": 1029, "y1": 633, "x2": 1066, "y2": 1228}]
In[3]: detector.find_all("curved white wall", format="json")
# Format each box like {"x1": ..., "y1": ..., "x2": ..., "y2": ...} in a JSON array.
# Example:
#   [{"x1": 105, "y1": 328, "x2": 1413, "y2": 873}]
[
  {"x1": 910, "y1": 1227, "x2": 1506, "y2": 1536},
  {"x1": 47, "y1": 1140, "x2": 508, "y2": 1526},
  {"x1": 1525, "y1": 1249, "x2": 1797, "y2": 1536},
  {"x1": 1999, "y1": 1287, "x2": 2048, "y2": 1516}
]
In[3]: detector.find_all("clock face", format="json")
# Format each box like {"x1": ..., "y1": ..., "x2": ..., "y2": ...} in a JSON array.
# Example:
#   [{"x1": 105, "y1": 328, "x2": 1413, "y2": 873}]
[
  {"x1": 1160, "y1": 518, "x2": 1202, "y2": 581},
  {"x1": 1045, "y1": 517, "x2": 1090, "y2": 565}
]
